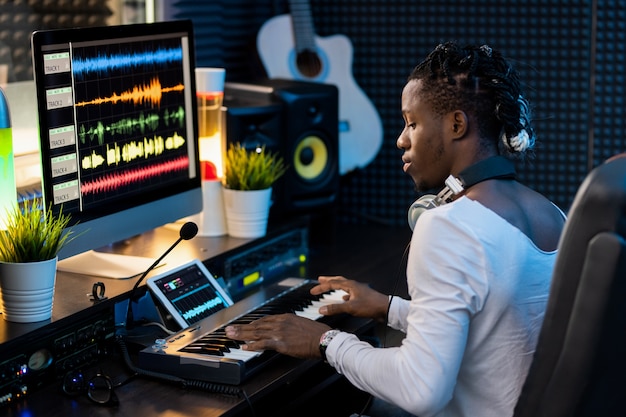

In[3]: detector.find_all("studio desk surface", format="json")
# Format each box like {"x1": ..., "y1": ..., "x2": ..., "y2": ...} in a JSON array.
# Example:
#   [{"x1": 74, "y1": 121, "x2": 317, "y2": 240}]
[{"x1": 0, "y1": 219, "x2": 412, "y2": 417}]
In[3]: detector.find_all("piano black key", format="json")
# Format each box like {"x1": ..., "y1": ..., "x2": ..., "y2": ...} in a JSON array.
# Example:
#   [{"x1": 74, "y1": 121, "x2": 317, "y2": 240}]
[{"x1": 198, "y1": 337, "x2": 241, "y2": 349}]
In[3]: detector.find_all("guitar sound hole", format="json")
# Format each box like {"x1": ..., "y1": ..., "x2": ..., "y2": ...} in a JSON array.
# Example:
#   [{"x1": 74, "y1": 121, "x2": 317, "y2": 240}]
[{"x1": 296, "y1": 50, "x2": 322, "y2": 78}]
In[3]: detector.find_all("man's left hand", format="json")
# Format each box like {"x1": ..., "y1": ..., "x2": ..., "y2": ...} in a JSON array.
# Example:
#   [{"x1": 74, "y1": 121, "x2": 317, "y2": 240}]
[{"x1": 225, "y1": 313, "x2": 331, "y2": 359}]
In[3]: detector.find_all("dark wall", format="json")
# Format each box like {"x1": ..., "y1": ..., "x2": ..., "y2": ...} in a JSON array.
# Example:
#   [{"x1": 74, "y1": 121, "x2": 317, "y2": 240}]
[
  {"x1": 0, "y1": 2, "x2": 112, "y2": 82},
  {"x1": 173, "y1": 0, "x2": 624, "y2": 227}
]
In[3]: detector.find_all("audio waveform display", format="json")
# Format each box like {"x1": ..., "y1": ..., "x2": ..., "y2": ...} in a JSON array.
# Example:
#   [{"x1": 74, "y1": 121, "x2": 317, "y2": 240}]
[
  {"x1": 72, "y1": 46, "x2": 183, "y2": 79},
  {"x1": 81, "y1": 133, "x2": 186, "y2": 169},
  {"x1": 80, "y1": 155, "x2": 190, "y2": 196},
  {"x1": 75, "y1": 78, "x2": 184, "y2": 108},
  {"x1": 182, "y1": 296, "x2": 227, "y2": 322},
  {"x1": 78, "y1": 107, "x2": 186, "y2": 145}
]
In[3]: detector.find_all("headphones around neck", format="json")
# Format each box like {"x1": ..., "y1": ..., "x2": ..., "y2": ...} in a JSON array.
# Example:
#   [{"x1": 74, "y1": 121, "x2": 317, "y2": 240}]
[{"x1": 408, "y1": 156, "x2": 517, "y2": 230}]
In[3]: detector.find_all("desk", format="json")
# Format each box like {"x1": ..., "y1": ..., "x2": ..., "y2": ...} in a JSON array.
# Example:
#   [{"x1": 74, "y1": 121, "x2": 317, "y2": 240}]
[{"x1": 1, "y1": 220, "x2": 412, "y2": 417}]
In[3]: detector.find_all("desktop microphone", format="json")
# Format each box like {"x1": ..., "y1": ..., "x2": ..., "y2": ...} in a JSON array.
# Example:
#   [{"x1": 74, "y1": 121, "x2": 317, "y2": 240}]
[
  {"x1": 131, "y1": 221, "x2": 198, "y2": 292},
  {"x1": 124, "y1": 221, "x2": 198, "y2": 331}
]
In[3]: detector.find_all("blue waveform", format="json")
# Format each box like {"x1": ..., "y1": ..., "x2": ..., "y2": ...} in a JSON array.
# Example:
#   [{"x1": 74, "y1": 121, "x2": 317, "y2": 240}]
[
  {"x1": 72, "y1": 46, "x2": 183, "y2": 79},
  {"x1": 182, "y1": 296, "x2": 226, "y2": 322}
]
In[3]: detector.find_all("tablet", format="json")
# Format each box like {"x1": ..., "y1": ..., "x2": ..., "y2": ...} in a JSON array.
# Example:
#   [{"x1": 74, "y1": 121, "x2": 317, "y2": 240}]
[{"x1": 146, "y1": 259, "x2": 234, "y2": 328}]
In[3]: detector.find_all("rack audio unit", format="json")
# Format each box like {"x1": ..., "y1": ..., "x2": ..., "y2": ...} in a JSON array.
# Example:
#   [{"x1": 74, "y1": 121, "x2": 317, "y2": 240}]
[
  {"x1": 0, "y1": 304, "x2": 115, "y2": 408},
  {"x1": 204, "y1": 221, "x2": 309, "y2": 301}
]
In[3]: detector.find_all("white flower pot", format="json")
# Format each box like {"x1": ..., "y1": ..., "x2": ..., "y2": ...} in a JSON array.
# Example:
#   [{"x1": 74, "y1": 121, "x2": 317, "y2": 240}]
[
  {"x1": 0, "y1": 257, "x2": 57, "y2": 323},
  {"x1": 222, "y1": 188, "x2": 272, "y2": 239}
]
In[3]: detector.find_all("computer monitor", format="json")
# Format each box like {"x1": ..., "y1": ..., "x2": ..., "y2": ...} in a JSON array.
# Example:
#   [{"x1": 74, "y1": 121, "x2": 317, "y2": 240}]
[{"x1": 30, "y1": 20, "x2": 202, "y2": 278}]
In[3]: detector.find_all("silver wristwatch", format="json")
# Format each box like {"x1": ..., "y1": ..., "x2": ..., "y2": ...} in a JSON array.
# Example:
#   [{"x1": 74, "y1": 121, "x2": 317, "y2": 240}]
[{"x1": 319, "y1": 329, "x2": 341, "y2": 362}]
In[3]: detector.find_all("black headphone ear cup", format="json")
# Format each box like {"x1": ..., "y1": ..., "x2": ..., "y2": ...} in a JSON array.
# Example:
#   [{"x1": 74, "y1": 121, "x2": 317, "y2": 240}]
[
  {"x1": 407, "y1": 157, "x2": 517, "y2": 231},
  {"x1": 408, "y1": 194, "x2": 436, "y2": 231}
]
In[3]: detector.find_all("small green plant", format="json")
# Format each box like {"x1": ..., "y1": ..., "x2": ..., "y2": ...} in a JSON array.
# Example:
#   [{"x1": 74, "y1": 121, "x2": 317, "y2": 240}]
[
  {"x1": 0, "y1": 198, "x2": 75, "y2": 263},
  {"x1": 223, "y1": 142, "x2": 288, "y2": 190}
]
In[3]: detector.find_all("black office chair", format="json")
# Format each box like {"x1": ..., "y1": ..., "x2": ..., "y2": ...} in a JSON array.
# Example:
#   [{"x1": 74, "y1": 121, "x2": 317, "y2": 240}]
[{"x1": 513, "y1": 155, "x2": 626, "y2": 417}]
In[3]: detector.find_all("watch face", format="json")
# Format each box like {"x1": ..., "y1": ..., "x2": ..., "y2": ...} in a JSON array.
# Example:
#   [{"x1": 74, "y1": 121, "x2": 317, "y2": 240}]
[
  {"x1": 321, "y1": 329, "x2": 341, "y2": 346},
  {"x1": 319, "y1": 330, "x2": 341, "y2": 362}
]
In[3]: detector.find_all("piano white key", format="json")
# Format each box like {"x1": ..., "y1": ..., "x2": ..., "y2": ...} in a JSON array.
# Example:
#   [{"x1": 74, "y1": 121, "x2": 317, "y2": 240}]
[
  {"x1": 296, "y1": 307, "x2": 322, "y2": 320},
  {"x1": 222, "y1": 347, "x2": 262, "y2": 361},
  {"x1": 295, "y1": 289, "x2": 348, "y2": 320}
]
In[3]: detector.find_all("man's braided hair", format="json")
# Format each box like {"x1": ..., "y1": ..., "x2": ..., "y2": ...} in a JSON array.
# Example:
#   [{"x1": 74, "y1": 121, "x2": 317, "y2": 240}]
[{"x1": 409, "y1": 42, "x2": 535, "y2": 159}]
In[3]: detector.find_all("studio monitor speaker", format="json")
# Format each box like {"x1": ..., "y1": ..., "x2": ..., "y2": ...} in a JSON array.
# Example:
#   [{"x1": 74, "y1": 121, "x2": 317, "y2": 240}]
[
  {"x1": 223, "y1": 85, "x2": 284, "y2": 154},
  {"x1": 223, "y1": 79, "x2": 339, "y2": 216}
]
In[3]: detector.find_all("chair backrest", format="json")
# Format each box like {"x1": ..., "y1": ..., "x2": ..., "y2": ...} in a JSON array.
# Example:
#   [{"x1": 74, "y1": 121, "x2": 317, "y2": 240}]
[{"x1": 513, "y1": 155, "x2": 626, "y2": 417}]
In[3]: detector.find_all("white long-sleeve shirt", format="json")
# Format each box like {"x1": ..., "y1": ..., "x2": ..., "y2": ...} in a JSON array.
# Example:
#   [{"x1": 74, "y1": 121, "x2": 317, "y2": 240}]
[{"x1": 326, "y1": 197, "x2": 557, "y2": 417}]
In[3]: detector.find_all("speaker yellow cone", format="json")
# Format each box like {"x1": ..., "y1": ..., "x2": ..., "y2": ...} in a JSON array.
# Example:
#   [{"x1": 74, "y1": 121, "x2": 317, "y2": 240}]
[{"x1": 294, "y1": 135, "x2": 328, "y2": 181}]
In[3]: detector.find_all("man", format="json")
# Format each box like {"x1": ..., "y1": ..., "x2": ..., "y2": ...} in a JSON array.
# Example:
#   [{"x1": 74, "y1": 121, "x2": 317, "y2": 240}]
[{"x1": 226, "y1": 42, "x2": 565, "y2": 417}]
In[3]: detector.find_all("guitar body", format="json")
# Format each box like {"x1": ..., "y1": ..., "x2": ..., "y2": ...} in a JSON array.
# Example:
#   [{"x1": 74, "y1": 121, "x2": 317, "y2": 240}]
[{"x1": 257, "y1": 13, "x2": 383, "y2": 175}]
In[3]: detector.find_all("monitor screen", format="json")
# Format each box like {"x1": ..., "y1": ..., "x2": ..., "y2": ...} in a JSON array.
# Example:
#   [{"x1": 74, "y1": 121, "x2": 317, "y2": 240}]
[{"x1": 30, "y1": 20, "x2": 202, "y2": 277}]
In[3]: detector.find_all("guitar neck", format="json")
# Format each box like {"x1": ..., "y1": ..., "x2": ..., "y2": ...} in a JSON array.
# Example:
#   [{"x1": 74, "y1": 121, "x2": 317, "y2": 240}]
[
  {"x1": 289, "y1": 0, "x2": 316, "y2": 52},
  {"x1": 256, "y1": 0, "x2": 385, "y2": 173}
]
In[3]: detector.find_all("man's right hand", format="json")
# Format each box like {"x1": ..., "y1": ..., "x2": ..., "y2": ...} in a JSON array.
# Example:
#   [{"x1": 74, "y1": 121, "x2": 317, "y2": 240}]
[{"x1": 312, "y1": 276, "x2": 390, "y2": 323}]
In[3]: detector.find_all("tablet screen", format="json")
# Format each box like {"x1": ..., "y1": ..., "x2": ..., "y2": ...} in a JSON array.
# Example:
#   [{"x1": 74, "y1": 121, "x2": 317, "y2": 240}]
[{"x1": 146, "y1": 259, "x2": 233, "y2": 328}]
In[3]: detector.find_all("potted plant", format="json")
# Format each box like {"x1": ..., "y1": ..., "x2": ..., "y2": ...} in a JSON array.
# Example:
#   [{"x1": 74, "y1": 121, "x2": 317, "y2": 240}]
[
  {"x1": 221, "y1": 142, "x2": 288, "y2": 238},
  {"x1": 0, "y1": 198, "x2": 75, "y2": 322}
]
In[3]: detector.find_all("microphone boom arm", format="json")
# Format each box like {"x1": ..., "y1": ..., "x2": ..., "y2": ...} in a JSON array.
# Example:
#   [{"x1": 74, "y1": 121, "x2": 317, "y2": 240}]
[{"x1": 122, "y1": 221, "x2": 198, "y2": 331}]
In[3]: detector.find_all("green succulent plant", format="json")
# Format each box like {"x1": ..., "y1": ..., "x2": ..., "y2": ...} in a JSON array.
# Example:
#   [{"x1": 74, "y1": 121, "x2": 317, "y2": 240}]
[
  {"x1": 0, "y1": 198, "x2": 75, "y2": 263},
  {"x1": 222, "y1": 142, "x2": 288, "y2": 191}
]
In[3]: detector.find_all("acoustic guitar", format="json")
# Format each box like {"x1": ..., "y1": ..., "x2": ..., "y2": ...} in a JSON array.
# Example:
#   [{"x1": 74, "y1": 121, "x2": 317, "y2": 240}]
[{"x1": 257, "y1": 0, "x2": 383, "y2": 175}]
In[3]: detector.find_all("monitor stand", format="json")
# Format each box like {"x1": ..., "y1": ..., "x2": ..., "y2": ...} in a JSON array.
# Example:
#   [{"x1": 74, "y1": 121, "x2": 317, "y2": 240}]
[{"x1": 57, "y1": 250, "x2": 159, "y2": 280}]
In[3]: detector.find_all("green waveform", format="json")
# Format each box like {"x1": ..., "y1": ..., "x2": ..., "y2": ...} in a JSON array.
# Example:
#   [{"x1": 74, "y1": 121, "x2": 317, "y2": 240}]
[{"x1": 78, "y1": 107, "x2": 186, "y2": 145}]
